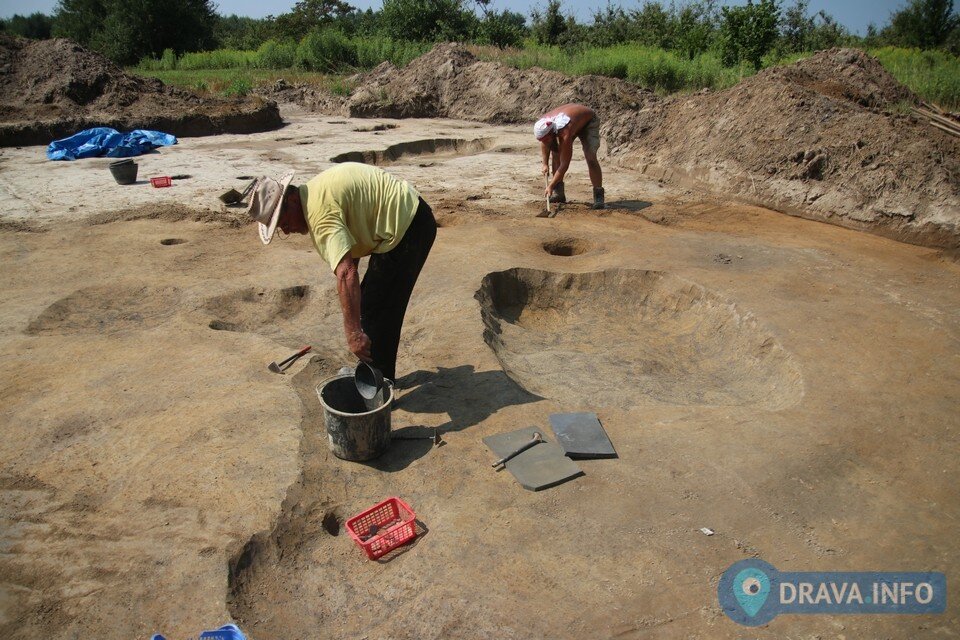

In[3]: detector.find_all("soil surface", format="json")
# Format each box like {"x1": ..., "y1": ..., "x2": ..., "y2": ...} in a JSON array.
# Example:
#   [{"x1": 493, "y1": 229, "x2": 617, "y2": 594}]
[
  {"x1": 0, "y1": 106, "x2": 958, "y2": 639},
  {"x1": 260, "y1": 44, "x2": 960, "y2": 249},
  {"x1": 0, "y1": 36, "x2": 282, "y2": 146}
]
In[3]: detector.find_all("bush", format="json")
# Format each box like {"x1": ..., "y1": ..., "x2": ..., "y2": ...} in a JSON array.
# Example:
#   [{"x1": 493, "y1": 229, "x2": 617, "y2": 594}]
[
  {"x1": 354, "y1": 35, "x2": 430, "y2": 67},
  {"x1": 330, "y1": 78, "x2": 354, "y2": 95},
  {"x1": 719, "y1": 0, "x2": 781, "y2": 69},
  {"x1": 138, "y1": 48, "x2": 179, "y2": 71},
  {"x1": 224, "y1": 77, "x2": 252, "y2": 96},
  {"x1": 883, "y1": 0, "x2": 959, "y2": 50},
  {"x1": 295, "y1": 27, "x2": 357, "y2": 71},
  {"x1": 531, "y1": 0, "x2": 571, "y2": 46},
  {"x1": 379, "y1": 0, "x2": 475, "y2": 42},
  {"x1": 476, "y1": 10, "x2": 527, "y2": 49},
  {"x1": 257, "y1": 39, "x2": 298, "y2": 68}
]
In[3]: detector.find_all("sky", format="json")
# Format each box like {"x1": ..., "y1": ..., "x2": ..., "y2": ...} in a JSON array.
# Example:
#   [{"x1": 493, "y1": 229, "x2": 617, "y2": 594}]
[{"x1": 0, "y1": 0, "x2": 914, "y2": 36}]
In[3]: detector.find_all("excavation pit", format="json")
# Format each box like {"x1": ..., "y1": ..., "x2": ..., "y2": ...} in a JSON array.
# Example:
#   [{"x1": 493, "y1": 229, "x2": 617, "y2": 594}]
[
  {"x1": 330, "y1": 137, "x2": 495, "y2": 165},
  {"x1": 476, "y1": 268, "x2": 803, "y2": 410},
  {"x1": 542, "y1": 237, "x2": 591, "y2": 256}
]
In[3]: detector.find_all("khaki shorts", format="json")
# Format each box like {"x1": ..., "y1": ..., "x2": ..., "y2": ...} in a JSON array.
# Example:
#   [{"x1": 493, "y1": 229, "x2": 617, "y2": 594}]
[{"x1": 578, "y1": 116, "x2": 601, "y2": 154}]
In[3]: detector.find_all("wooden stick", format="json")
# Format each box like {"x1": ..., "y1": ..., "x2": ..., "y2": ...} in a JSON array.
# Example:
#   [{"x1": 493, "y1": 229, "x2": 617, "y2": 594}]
[
  {"x1": 914, "y1": 105, "x2": 960, "y2": 124},
  {"x1": 911, "y1": 107, "x2": 960, "y2": 137},
  {"x1": 930, "y1": 121, "x2": 960, "y2": 139}
]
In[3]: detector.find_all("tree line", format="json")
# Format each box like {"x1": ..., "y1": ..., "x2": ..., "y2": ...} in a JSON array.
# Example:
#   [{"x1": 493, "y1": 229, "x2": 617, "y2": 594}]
[{"x1": 1, "y1": 0, "x2": 957, "y2": 69}]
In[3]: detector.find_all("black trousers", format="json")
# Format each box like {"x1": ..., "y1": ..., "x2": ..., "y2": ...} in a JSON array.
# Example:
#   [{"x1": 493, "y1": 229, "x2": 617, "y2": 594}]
[{"x1": 360, "y1": 197, "x2": 436, "y2": 380}]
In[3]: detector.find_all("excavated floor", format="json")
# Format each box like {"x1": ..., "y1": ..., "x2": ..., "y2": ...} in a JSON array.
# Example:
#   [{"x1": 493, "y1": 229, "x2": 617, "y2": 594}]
[{"x1": 0, "y1": 110, "x2": 958, "y2": 640}]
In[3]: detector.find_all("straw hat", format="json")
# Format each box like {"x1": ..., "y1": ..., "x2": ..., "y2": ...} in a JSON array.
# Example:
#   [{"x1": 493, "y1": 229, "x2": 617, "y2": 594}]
[{"x1": 246, "y1": 172, "x2": 295, "y2": 244}]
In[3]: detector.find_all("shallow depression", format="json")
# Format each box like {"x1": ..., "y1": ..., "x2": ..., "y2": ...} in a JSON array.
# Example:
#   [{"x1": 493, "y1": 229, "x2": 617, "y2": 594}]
[
  {"x1": 26, "y1": 285, "x2": 181, "y2": 335},
  {"x1": 201, "y1": 285, "x2": 310, "y2": 333},
  {"x1": 476, "y1": 268, "x2": 804, "y2": 410}
]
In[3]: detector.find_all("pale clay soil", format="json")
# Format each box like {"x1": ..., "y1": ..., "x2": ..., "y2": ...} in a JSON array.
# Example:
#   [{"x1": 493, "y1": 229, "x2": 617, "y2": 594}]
[{"x1": 0, "y1": 107, "x2": 958, "y2": 639}]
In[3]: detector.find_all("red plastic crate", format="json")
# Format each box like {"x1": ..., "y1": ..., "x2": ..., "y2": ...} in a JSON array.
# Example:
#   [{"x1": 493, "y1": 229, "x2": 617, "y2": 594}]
[
  {"x1": 150, "y1": 176, "x2": 172, "y2": 188},
  {"x1": 345, "y1": 497, "x2": 416, "y2": 560}
]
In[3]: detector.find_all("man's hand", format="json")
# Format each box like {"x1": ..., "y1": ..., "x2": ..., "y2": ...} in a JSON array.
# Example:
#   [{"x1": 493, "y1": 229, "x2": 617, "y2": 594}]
[
  {"x1": 347, "y1": 329, "x2": 372, "y2": 363},
  {"x1": 544, "y1": 184, "x2": 553, "y2": 198},
  {"x1": 541, "y1": 162, "x2": 550, "y2": 177}
]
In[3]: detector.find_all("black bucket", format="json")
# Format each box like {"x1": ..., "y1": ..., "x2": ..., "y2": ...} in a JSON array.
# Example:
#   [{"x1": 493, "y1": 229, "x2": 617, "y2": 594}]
[
  {"x1": 109, "y1": 159, "x2": 138, "y2": 185},
  {"x1": 316, "y1": 374, "x2": 393, "y2": 461}
]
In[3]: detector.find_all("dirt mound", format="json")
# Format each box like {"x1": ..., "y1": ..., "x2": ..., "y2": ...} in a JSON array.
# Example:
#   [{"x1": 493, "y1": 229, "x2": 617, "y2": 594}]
[
  {"x1": 622, "y1": 48, "x2": 959, "y2": 248},
  {"x1": 769, "y1": 48, "x2": 916, "y2": 109},
  {"x1": 265, "y1": 44, "x2": 957, "y2": 248},
  {"x1": 258, "y1": 43, "x2": 666, "y2": 152},
  {"x1": 0, "y1": 36, "x2": 282, "y2": 147}
]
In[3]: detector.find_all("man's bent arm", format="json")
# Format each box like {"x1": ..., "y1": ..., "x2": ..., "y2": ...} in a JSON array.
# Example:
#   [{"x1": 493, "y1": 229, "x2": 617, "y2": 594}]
[
  {"x1": 334, "y1": 254, "x2": 372, "y2": 361},
  {"x1": 548, "y1": 136, "x2": 575, "y2": 190}
]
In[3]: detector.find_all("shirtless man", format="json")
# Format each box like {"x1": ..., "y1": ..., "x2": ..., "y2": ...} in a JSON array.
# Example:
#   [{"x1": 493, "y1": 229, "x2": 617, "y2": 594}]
[{"x1": 534, "y1": 103, "x2": 604, "y2": 209}]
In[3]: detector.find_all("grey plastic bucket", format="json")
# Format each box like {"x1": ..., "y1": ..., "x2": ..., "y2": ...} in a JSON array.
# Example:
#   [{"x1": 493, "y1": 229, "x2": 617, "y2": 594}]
[
  {"x1": 316, "y1": 374, "x2": 393, "y2": 461},
  {"x1": 108, "y1": 159, "x2": 138, "y2": 185}
]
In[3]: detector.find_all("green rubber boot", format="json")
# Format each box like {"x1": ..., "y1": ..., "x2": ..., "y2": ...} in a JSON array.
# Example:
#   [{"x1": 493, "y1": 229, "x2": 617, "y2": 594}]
[
  {"x1": 549, "y1": 182, "x2": 566, "y2": 204},
  {"x1": 592, "y1": 187, "x2": 605, "y2": 210}
]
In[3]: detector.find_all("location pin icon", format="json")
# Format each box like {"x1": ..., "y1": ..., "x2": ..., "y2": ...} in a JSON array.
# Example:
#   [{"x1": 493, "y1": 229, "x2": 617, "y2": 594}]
[{"x1": 733, "y1": 568, "x2": 771, "y2": 617}]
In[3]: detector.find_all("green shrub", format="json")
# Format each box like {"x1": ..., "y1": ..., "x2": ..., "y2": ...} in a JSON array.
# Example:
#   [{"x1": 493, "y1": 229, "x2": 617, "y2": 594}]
[
  {"x1": 353, "y1": 35, "x2": 430, "y2": 68},
  {"x1": 719, "y1": 0, "x2": 780, "y2": 69},
  {"x1": 476, "y1": 10, "x2": 527, "y2": 49},
  {"x1": 257, "y1": 39, "x2": 298, "y2": 69},
  {"x1": 295, "y1": 27, "x2": 357, "y2": 71},
  {"x1": 137, "y1": 48, "x2": 178, "y2": 71},
  {"x1": 379, "y1": 0, "x2": 475, "y2": 42},
  {"x1": 330, "y1": 78, "x2": 354, "y2": 95},
  {"x1": 224, "y1": 77, "x2": 251, "y2": 96}
]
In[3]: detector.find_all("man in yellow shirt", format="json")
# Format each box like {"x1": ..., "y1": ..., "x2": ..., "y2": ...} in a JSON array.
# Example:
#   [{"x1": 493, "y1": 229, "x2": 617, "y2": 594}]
[{"x1": 247, "y1": 163, "x2": 436, "y2": 381}]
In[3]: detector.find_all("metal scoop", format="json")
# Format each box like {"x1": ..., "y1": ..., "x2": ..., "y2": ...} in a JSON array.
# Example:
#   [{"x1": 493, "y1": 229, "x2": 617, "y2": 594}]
[{"x1": 354, "y1": 361, "x2": 385, "y2": 400}]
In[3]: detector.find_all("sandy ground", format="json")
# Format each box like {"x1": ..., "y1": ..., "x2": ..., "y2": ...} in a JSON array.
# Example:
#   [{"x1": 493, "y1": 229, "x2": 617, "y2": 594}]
[{"x1": 1, "y1": 106, "x2": 958, "y2": 639}]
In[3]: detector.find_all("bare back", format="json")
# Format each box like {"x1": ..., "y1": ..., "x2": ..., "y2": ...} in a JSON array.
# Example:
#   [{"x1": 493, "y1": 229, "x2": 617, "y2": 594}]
[{"x1": 541, "y1": 103, "x2": 595, "y2": 139}]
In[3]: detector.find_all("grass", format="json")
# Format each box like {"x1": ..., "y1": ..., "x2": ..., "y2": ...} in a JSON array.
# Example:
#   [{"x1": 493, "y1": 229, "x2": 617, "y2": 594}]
[
  {"x1": 134, "y1": 40, "x2": 960, "y2": 109},
  {"x1": 869, "y1": 46, "x2": 960, "y2": 110},
  {"x1": 131, "y1": 67, "x2": 338, "y2": 96},
  {"x1": 477, "y1": 42, "x2": 756, "y2": 94}
]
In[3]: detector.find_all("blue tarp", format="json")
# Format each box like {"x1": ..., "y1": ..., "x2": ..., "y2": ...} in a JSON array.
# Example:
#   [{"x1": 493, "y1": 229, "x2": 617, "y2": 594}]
[
  {"x1": 152, "y1": 623, "x2": 246, "y2": 640},
  {"x1": 47, "y1": 127, "x2": 177, "y2": 161}
]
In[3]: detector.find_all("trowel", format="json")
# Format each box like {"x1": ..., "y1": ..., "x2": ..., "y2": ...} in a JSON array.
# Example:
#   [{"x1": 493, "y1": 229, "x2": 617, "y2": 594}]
[
  {"x1": 267, "y1": 345, "x2": 311, "y2": 374},
  {"x1": 219, "y1": 179, "x2": 257, "y2": 205}
]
